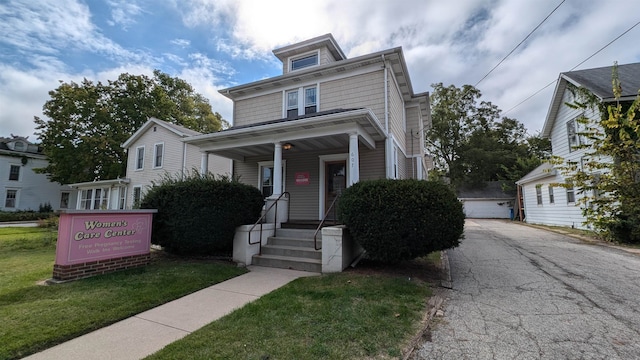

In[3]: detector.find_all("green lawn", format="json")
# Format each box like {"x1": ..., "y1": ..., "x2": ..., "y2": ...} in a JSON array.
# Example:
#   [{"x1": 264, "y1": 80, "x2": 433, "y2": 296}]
[
  {"x1": 0, "y1": 227, "x2": 247, "y2": 360},
  {"x1": 145, "y1": 271, "x2": 433, "y2": 360}
]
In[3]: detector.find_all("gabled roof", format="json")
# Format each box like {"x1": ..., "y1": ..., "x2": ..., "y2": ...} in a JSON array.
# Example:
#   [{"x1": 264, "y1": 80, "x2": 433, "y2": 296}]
[
  {"x1": 121, "y1": 117, "x2": 201, "y2": 149},
  {"x1": 515, "y1": 162, "x2": 557, "y2": 185},
  {"x1": 542, "y1": 62, "x2": 640, "y2": 137}
]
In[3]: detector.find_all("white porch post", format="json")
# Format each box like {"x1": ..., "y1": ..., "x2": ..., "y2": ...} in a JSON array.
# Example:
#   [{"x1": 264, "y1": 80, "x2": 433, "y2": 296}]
[
  {"x1": 200, "y1": 153, "x2": 209, "y2": 175},
  {"x1": 272, "y1": 143, "x2": 283, "y2": 197},
  {"x1": 348, "y1": 133, "x2": 360, "y2": 186}
]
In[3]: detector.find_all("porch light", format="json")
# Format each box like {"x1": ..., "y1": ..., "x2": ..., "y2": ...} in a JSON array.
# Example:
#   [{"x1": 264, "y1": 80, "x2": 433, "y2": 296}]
[{"x1": 283, "y1": 143, "x2": 294, "y2": 150}]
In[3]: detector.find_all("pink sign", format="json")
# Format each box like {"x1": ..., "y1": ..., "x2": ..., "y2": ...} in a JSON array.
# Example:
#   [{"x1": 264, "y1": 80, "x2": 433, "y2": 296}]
[
  {"x1": 55, "y1": 210, "x2": 156, "y2": 266},
  {"x1": 295, "y1": 172, "x2": 310, "y2": 185}
]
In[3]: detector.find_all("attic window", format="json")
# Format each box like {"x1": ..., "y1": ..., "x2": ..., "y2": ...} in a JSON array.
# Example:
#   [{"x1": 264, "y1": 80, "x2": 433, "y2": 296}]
[
  {"x1": 291, "y1": 53, "x2": 318, "y2": 71},
  {"x1": 14, "y1": 142, "x2": 24, "y2": 151}
]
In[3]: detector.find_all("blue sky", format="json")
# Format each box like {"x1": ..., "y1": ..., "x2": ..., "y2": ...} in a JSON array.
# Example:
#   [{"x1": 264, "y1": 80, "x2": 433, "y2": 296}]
[{"x1": 1, "y1": 0, "x2": 639, "y2": 141}]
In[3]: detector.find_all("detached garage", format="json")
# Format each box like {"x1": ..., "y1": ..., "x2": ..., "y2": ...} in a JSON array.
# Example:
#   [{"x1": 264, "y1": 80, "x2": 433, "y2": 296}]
[{"x1": 457, "y1": 182, "x2": 515, "y2": 219}]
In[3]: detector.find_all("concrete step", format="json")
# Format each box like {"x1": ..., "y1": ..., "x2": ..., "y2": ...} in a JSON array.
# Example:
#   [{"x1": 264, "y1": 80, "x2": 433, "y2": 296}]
[
  {"x1": 252, "y1": 254, "x2": 322, "y2": 273},
  {"x1": 261, "y1": 244, "x2": 322, "y2": 260},
  {"x1": 267, "y1": 237, "x2": 319, "y2": 248},
  {"x1": 274, "y1": 228, "x2": 317, "y2": 239}
]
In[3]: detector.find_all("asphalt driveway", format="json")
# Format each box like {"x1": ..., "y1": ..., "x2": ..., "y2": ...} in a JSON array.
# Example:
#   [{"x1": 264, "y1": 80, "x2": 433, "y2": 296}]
[{"x1": 414, "y1": 219, "x2": 640, "y2": 359}]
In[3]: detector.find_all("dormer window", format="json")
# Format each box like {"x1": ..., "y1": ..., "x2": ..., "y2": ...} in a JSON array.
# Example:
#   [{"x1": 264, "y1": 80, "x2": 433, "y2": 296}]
[
  {"x1": 14, "y1": 142, "x2": 24, "y2": 151},
  {"x1": 290, "y1": 52, "x2": 318, "y2": 71}
]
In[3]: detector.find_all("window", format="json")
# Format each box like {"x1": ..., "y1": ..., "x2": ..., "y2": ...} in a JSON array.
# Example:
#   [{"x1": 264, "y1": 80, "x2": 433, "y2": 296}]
[
  {"x1": 548, "y1": 186, "x2": 555, "y2": 204},
  {"x1": 5, "y1": 190, "x2": 17, "y2": 208},
  {"x1": 566, "y1": 185, "x2": 575, "y2": 204},
  {"x1": 133, "y1": 187, "x2": 142, "y2": 208},
  {"x1": 258, "y1": 161, "x2": 285, "y2": 198},
  {"x1": 60, "y1": 192, "x2": 70, "y2": 209},
  {"x1": 566, "y1": 119, "x2": 580, "y2": 151},
  {"x1": 153, "y1": 143, "x2": 164, "y2": 168},
  {"x1": 285, "y1": 86, "x2": 318, "y2": 118},
  {"x1": 304, "y1": 87, "x2": 317, "y2": 114},
  {"x1": 135, "y1": 146, "x2": 145, "y2": 170},
  {"x1": 14, "y1": 142, "x2": 24, "y2": 151},
  {"x1": 291, "y1": 53, "x2": 318, "y2": 71},
  {"x1": 9, "y1": 165, "x2": 20, "y2": 181},
  {"x1": 80, "y1": 189, "x2": 93, "y2": 210},
  {"x1": 118, "y1": 188, "x2": 127, "y2": 210},
  {"x1": 536, "y1": 186, "x2": 543, "y2": 205},
  {"x1": 286, "y1": 90, "x2": 298, "y2": 118},
  {"x1": 93, "y1": 188, "x2": 109, "y2": 210}
]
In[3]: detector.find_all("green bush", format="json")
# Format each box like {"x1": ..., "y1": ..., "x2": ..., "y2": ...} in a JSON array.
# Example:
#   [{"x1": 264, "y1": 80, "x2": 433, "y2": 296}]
[
  {"x1": 141, "y1": 172, "x2": 265, "y2": 255},
  {"x1": 338, "y1": 179, "x2": 464, "y2": 263},
  {"x1": 0, "y1": 211, "x2": 54, "y2": 222}
]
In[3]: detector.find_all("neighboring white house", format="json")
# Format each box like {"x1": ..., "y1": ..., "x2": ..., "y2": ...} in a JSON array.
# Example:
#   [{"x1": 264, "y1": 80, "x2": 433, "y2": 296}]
[
  {"x1": 1, "y1": 135, "x2": 77, "y2": 212},
  {"x1": 516, "y1": 62, "x2": 640, "y2": 229},
  {"x1": 68, "y1": 118, "x2": 232, "y2": 209}
]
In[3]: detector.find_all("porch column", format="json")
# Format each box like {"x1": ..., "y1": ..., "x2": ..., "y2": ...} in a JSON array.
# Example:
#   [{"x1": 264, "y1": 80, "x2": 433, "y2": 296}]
[
  {"x1": 348, "y1": 133, "x2": 360, "y2": 186},
  {"x1": 200, "y1": 153, "x2": 209, "y2": 175},
  {"x1": 272, "y1": 143, "x2": 283, "y2": 197}
]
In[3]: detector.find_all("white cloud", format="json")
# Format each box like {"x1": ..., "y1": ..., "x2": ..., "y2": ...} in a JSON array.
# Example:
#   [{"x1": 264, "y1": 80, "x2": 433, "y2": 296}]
[
  {"x1": 106, "y1": 0, "x2": 145, "y2": 29},
  {"x1": 170, "y1": 38, "x2": 191, "y2": 47}
]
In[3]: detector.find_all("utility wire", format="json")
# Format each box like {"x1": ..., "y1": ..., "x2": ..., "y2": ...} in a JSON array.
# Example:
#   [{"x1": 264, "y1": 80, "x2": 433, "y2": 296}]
[
  {"x1": 475, "y1": 0, "x2": 565, "y2": 87},
  {"x1": 503, "y1": 20, "x2": 640, "y2": 116}
]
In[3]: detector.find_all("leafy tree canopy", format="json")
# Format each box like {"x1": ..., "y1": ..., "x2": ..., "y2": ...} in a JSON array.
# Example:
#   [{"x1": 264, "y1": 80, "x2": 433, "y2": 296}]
[
  {"x1": 426, "y1": 83, "x2": 548, "y2": 189},
  {"x1": 34, "y1": 70, "x2": 227, "y2": 184}
]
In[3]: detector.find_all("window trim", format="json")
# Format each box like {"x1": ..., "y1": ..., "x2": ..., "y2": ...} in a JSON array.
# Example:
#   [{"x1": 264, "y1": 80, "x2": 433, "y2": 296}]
[
  {"x1": 153, "y1": 142, "x2": 164, "y2": 169},
  {"x1": 289, "y1": 50, "x2": 320, "y2": 72},
  {"x1": 258, "y1": 160, "x2": 286, "y2": 198},
  {"x1": 118, "y1": 187, "x2": 127, "y2": 210},
  {"x1": 4, "y1": 189, "x2": 18, "y2": 208},
  {"x1": 9, "y1": 164, "x2": 20, "y2": 181},
  {"x1": 135, "y1": 146, "x2": 145, "y2": 170}
]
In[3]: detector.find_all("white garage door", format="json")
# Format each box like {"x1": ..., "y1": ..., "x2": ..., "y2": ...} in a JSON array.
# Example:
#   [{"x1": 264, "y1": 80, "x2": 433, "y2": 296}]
[{"x1": 462, "y1": 200, "x2": 511, "y2": 219}]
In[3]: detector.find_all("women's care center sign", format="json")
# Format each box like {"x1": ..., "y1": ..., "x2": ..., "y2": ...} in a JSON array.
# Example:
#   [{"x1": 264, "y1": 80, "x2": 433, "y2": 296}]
[{"x1": 55, "y1": 210, "x2": 156, "y2": 266}]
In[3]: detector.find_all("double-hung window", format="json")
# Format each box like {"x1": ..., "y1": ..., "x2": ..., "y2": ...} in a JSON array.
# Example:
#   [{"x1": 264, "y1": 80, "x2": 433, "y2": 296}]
[
  {"x1": 566, "y1": 185, "x2": 576, "y2": 204},
  {"x1": 60, "y1": 192, "x2": 70, "y2": 209},
  {"x1": 153, "y1": 143, "x2": 164, "y2": 168},
  {"x1": 135, "y1": 146, "x2": 145, "y2": 170},
  {"x1": 132, "y1": 186, "x2": 142, "y2": 208},
  {"x1": 9, "y1": 165, "x2": 20, "y2": 181},
  {"x1": 285, "y1": 85, "x2": 318, "y2": 118},
  {"x1": 548, "y1": 186, "x2": 555, "y2": 204},
  {"x1": 258, "y1": 161, "x2": 285, "y2": 198},
  {"x1": 536, "y1": 186, "x2": 543, "y2": 205},
  {"x1": 566, "y1": 119, "x2": 580, "y2": 152},
  {"x1": 5, "y1": 190, "x2": 17, "y2": 208},
  {"x1": 80, "y1": 189, "x2": 93, "y2": 210}
]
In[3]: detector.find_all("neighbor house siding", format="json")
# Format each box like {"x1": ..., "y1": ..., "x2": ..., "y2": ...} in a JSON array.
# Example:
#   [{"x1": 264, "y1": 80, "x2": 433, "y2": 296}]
[
  {"x1": 233, "y1": 92, "x2": 283, "y2": 127},
  {"x1": 521, "y1": 175, "x2": 587, "y2": 229},
  {"x1": 388, "y1": 75, "x2": 407, "y2": 152},
  {"x1": 359, "y1": 142, "x2": 386, "y2": 181}
]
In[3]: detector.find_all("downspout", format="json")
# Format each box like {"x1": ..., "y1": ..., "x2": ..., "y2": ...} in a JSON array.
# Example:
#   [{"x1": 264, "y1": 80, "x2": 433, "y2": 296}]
[{"x1": 181, "y1": 141, "x2": 187, "y2": 180}]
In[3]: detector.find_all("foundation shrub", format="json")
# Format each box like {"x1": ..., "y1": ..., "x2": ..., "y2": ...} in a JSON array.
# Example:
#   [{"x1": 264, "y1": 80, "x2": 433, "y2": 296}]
[
  {"x1": 338, "y1": 179, "x2": 464, "y2": 263},
  {"x1": 141, "y1": 173, "x2": 264, "y2": 255}
]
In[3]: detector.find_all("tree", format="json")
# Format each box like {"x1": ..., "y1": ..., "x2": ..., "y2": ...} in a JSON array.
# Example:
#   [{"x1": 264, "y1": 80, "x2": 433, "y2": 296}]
[
  {"x1": 426, "y1": 83, "x2": 540, "y2": 189},
  {"x1": 552, "y1": 63, "x2": 640, "y2": 243},
  {"x1": 34, "y1": 70, "x2": 226, "y2": 184}
]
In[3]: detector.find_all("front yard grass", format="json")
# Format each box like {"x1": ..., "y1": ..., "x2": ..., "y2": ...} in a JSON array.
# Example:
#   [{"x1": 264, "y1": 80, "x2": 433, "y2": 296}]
[
  {"x1": 145, "y1": 272, "x2": 432, "y2": 360},
  {"x1": 0, "y1": 227, "x2": 247, "y2": 360}
]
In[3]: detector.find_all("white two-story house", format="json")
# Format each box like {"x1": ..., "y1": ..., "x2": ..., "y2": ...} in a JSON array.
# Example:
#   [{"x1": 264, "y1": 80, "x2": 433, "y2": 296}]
[
  {"x1": 184, "y1": 34, "x2": 431, "y2": 222},
  {"x1": 68, "y1": 118, "x2": 232, "y2": 210},
  {"x1": 1, "y1": 135, "x2": 77, "y2": 212},
  {"x1": 517, "y1": 62, "x2": 640, "y2": 229}
]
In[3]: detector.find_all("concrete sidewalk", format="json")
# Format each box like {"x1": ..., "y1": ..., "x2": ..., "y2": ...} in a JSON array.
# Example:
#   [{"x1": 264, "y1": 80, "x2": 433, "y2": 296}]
[{"x1": 24, "y1": 266, "x2": 318, "y2": 360}]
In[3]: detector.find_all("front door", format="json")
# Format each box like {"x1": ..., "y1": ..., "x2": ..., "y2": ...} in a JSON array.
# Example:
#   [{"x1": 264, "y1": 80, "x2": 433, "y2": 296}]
[{"x1": 324, "y1": 161, "x2": 346, "y2": 221}]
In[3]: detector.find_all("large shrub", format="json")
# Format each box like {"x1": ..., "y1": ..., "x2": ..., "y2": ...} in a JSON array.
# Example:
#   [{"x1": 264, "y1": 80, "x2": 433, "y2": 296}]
[
  {"x1": 141, "y1": 173, "x2": 264, "y2": 255},
  {"x1": 338, "y1": 179, "x2": 464, "y2": 263}
]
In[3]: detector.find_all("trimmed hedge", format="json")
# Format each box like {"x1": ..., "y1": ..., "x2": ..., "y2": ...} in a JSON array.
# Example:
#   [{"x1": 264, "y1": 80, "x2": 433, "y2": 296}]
[
  {"x1": 141, "y1": 173, "x2": 264, "y2": 255},
  {"x1": 0, "y1": 211, "x2": 54, "y2": 222},
  {"x1": 338, "y1": 179, "x2": 464, "y2": 263}
]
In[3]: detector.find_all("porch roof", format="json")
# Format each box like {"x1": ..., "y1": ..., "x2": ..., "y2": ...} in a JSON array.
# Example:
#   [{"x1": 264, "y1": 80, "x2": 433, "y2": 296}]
[
  {"x1": 183, "y1": 108, "x2": 386, "y2": 161},
  {"x1": 68, "y1": 178, "x2": 130, "y2": 188}
]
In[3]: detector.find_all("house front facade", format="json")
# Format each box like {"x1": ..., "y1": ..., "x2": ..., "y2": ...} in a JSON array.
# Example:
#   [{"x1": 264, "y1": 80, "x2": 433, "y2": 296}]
[
  {"x1": 517, "y1": 62, "x2": 640, "y2": 229},
  {"x1": 68, "y1": 117, "x2": 232, "y2": 210},
  {"x1": 1, "y1": 135, "x2": 77, "y2": 212},
  {"x1": 184, "y1": 34, "x2": 431, "y2": 221}
]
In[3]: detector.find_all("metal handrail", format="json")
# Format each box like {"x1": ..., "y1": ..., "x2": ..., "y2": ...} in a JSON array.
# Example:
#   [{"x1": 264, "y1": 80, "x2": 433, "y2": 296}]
[
  {"x1": 248, "y1": 192, "x2": 290, "y2": 255},
  {"x1": 313, "y1": 195, "x2": 340, "y2": 250}
]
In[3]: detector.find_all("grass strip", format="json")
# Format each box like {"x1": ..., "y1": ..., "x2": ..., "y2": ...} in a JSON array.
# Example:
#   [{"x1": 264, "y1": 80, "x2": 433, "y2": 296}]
[
  {"x1": 0, "y1": 227, "x2": 246, "y2": 360},
  {"x1": 146, "y1": 272, "x2": 431, "y2": 360}
]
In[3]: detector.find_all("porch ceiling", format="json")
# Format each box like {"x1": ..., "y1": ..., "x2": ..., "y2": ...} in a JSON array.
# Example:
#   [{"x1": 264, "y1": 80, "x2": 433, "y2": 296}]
[{"x1": 184, "y1": 108, "x2": 386, "y2": 161}]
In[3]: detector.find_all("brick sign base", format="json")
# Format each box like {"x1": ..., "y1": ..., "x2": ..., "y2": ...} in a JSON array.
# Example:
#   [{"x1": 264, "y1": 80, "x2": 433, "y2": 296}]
[{"x1": 52, "y1": 253, "x2": 151, "y2": 282}]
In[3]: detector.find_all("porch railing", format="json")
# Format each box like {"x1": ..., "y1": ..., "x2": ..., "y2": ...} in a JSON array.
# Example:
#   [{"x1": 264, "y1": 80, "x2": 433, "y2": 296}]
[
  {"x1": 313, "y1": 195, "x2": 340, "y2": 250},
  {"x1": 248, "y1": 192, "x2": 290, "y2": 255}
]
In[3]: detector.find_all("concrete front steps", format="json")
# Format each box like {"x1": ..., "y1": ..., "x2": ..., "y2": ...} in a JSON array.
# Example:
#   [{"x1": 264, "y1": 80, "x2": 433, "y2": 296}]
[{"x1": 252, "y1": 228, "x2": 322, "y2": 273}]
